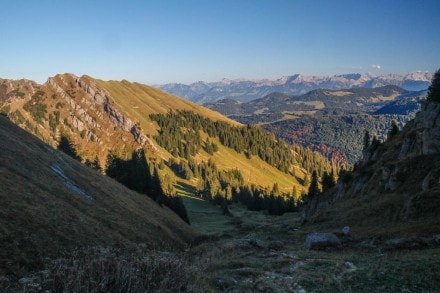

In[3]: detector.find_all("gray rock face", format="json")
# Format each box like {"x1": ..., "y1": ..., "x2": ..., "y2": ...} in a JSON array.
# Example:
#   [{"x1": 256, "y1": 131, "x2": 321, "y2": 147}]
[
  {"x1": 304, "y1": 233, "x2": 341, "y2": 250},
  {"x1": 48, "y1": 75, "x2": 157, "y2": 151},
  {"x1": 399, "y1": 101, "x2": 440, "y2": 159},
  {"x1": 381, "y1": 164, "x2": 402, "y2": 191}
]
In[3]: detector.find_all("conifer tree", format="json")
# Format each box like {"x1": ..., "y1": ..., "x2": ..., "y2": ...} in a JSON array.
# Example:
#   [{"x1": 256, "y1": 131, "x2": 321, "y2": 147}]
[
  {"x1": 307, "y1": 170, "x2": 320, "y2": 198},
  {"x1": 322, "y1": 171, "x2": 335, "y2": 193},
  {"x1": 427, "y1": 69, "x2": 440, "y2": 102},
  {"x1": 363, "y1": 130, "x2": 370, "y2": 150},
  {"x1": 58, "y1": 133, "x2": 80, "y2": 161},
  {"x1": 128, "y1": 149, "x2": 151, "y2": 194},
  {"x1": 151, "y1": 167, "x2": 164, "y2": 202},
  {"x1": 388, "y1": 120, "x2": 399, "y2": 139}
]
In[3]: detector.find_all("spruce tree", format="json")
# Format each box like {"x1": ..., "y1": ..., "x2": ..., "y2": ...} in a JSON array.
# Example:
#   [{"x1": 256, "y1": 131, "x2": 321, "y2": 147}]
[
  {"x1": 58, "y1": 134, "x2": 80, "y2": 161},
  {"x1": 388, "y1": 120, "x2": 399, "y2": 139},
  {"x1": 363, "y1": 130, "x2": 370, "y2": 150},
  {"x1": 128, "y1": 149, "x2": 150, "y2": 194},
  {"x1": 151, "y1": 167, "x2": 164, "y2": 202},
  {"x1": 427, "y1": 69, "x2": 440, "y2": 102},
  {"x1": 307, "y1": 170, "x2": 320, "y2": 198},
  {"x1": 322, "y1": 171, "x2": 335, "y2": 193}
]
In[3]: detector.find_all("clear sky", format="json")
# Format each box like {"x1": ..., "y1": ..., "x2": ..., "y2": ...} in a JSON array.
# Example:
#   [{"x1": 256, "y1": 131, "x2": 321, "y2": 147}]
[{"x1": 1, "y1": 0, "x2": 439, "y2": 84}]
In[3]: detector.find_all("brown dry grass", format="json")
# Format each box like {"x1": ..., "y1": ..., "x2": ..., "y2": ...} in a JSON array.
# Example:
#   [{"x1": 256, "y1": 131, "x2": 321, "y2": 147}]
[
  {"x1": 0, "y1": 116, "x2": 197, "y2": 277},
  {"x1": 306, "y1": 129, "x2": 440, "y2": 238}
]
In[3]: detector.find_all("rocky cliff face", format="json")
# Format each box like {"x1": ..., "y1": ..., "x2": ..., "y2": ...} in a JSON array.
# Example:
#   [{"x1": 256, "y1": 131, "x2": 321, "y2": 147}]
[
  {"x1": 399, "y1": 101, "x2": 440, "y2": 158},
  {"x1": 47, "y1": 74, "x2": 157, "y2": 151},
  {"x1": 0, "y1": 78, "x2": 37, "y2": 104},
  {"x1": 303, "y1": 99, "x2": 440, "y2": 236}
]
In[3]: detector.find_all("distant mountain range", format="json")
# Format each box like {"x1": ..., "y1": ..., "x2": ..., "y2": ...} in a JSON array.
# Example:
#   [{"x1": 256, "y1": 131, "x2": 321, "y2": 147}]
[
  {"x1": 204, "y1": 85, "x2": 428, "y2": 165},
  {"x1": 159, "y1": 71, "x2": 432, "y2": 104}
]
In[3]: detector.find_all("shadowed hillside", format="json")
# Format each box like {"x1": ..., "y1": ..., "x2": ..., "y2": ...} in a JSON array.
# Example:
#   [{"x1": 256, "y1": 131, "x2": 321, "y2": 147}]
[
  {"x1": 303, "y1": 72, "x2": 440, "y2": 237},
  {"x1": 0, "y1": 115, "x2": 196, "y2": 276}
]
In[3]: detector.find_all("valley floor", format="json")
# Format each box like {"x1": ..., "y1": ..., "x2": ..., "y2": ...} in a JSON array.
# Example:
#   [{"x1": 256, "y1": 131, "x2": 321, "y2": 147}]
[{"x1": 4, "y1": 198, "x2": 440, "y2": 292}]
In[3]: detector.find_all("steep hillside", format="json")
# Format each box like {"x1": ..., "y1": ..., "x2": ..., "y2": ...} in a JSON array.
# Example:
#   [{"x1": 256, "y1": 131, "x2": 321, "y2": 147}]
[
  {"x1": 303, "y1": 95, "x2": 440, "y2": 236},
  {"x1": 0, "y1": 115, "x2": 196, "y2": 276},
  {"x1": 0, "y1": 74, "x2": 340, "y2": 214},
  {"x1": 160, "y1": 71, "x2": 432, "y2": 103}
]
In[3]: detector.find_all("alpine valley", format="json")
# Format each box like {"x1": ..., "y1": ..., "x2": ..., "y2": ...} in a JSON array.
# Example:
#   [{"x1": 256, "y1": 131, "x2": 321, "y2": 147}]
[{"x1": 1, "y1": 70, "x2": 440, "y2": 292}]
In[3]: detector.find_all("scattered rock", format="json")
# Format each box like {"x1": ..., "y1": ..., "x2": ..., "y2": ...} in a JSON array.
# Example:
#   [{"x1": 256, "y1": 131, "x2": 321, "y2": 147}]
[
  {"x1": 267, "y1": 240, "x2": 284, "y2": 250},
  {"x1": 304, "y1": 233, "x2": 341, "y2": 250},
  {"x1": 249, "y1": 238, "x2": 265, "y2": 249},
  {"x1": 342, "y1": 226, "x2": 350, "y2": 236},
  {"x1": 358, "y1": 239, "x2": 380, "y2": 249},
  {"x1": 235, "y1": 240, "x2": 253, "y2": 249},
  {"x1": 384, "y1": 237, "x2": 430, "y2": 250},
  {"x1": 19, "y1": 277, "x2": 31, "y2": 285},
  {"x1": 235, "y1": 237, "x2": 266, "y2": 250},
  {"x1": 434, "y1": 234, "x2": 440, "y2": 245}
]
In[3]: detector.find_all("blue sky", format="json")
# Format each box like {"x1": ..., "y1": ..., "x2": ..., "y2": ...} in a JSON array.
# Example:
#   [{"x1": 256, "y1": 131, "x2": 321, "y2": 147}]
[{"x1": 1, "y1": 0, "x2": 439, "y2": 84}]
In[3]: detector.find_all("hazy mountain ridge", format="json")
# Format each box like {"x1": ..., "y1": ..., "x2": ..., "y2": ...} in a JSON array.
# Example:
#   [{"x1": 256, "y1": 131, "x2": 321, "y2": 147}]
[
  {"x1": 159, "y1": 71, "x2": 432, "y2": 104},
  {"x1": 205, "y1": 86, "x2": 427, "y2": 164}
]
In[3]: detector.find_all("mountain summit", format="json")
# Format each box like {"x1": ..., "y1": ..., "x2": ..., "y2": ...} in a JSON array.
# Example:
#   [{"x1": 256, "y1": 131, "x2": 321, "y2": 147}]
[{"x1": 159, "y1": 72, "x2": 432, "y2": 104}]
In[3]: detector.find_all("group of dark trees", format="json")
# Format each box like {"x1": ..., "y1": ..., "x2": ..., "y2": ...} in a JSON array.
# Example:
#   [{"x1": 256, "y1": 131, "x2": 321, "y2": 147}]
[
  {"x1": 150, "y1": 110, "x2": 341, "y2": 215},
  {"x1": 428, "y1": 69, "x2": 440, "y2": 102},
  {"x1": 168, "y1": 156, "x2": 300, "y2": 215},
  {"x1": 57, "y1": 136, "x2": 190, "y2": 223},
  {"x1": 151, "y1": 110, "x2": 336, "y2": 177},
  {"x1": 105, "y1": 149, "x2": 189, "y2": 223},
  {"x1": 55, "y1": 109, "x2": 342, "y2": 221},
  {"x1": 305, "y1": 169, "x2": 336, "y2": 202}
]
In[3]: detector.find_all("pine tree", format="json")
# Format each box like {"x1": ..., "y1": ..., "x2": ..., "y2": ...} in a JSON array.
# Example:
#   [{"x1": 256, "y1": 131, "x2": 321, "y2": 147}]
[
  {"x1": 151, "y1": 167, "x2": 164, "y2": 202},
  {"x1": 388, "y1": 120, "x2": 399, "y2": 139},
  {"x1": 128, "y1": 149, "x2": 151, "y2": 194},
  {"x1": 307, "y1": 170, "x2": 320, "y2": 198},
  {"x1": 58, "y1": 134, "x2": 80, "y2": 160},
  {"x1": 363, "y1": 130, "x2": 370, "y2": 150},
  {"x1": 427, "y1": 69, "x2": 440, "y2": 102},
  {"x1": 322, "y1": 171, "x2": 335, "y2": 193},
  {"x1": 271, "y1": 182, "x2": 280, "y2": 196}
]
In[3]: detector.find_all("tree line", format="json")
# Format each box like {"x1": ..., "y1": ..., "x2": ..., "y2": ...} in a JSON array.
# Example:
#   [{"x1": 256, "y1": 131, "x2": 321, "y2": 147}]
[{"x1": 150, "y1": 110, "x2": 335, "y2": 176}]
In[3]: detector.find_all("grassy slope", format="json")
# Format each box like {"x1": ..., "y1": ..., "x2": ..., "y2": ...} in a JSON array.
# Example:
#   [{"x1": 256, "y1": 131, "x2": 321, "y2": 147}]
[
  {"x1": 87, "y1": 76, "x2": 303, "y2": 192},
  {"x1": 196, "y1": 135, "x2": 305, "y2": 193},
  {"x1": 89, "y1": 76, "x2": 240, "y2": 134},
  {"x1": 180, "y1": 195, "x2": 440, "y2": 292},
  {"x1": 0, "y1": 115, "x2": 197, "y2": 276}
]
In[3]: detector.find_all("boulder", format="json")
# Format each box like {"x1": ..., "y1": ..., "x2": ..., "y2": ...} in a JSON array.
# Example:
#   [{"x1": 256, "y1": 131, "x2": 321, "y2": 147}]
[{"x1": 304, "y1": 233, "x2": 341, "y2": 250}]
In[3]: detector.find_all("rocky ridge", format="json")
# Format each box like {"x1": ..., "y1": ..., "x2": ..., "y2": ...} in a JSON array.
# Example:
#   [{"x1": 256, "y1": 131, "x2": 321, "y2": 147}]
[
  {"x1": 159, "y1": 71, "x2": 432, "y2": 104},
  {"x1": 303, "y1": 98, "x2": 440, "y2": 236},
  {"x1": 48, "y1": 74, "x2": 157, "y2": 151}
]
